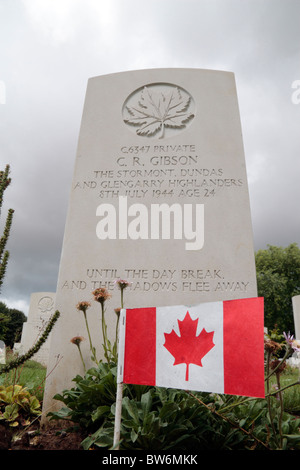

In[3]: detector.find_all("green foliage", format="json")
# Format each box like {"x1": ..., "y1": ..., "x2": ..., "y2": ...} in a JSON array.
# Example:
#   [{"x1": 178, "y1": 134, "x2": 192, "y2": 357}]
[
  {"x1": 47, "y1": 280, "x2": 300, "y2": 450},
  {"x1": 0, "y1": 301, "x2": 10, "y2": 339},
  {"x1": 226, "y1": 394, "x2": 300, "y2": 450},
  {"x1": 278, "y1": 367, "x2": 300, "y2": 414},
  {"x1": 82, "y1": 387, "x2": 241, "y2": 451},
  {"x1": 0, "y1": 359, "x2": 47, "y2": 402},
  {"x1": 0, "y1": 359, "x2": 46, "y2": 434},
  {"x1": 0, "y1": 310, "x2": 60, "y2": 374},
  {"x1": 0, "y1": 360, "x2": 47, "y2": 433},
  {"x1": 48, "y1": 360, "x2": 300, "y2": 451},
  {"x1": 0, "y1": 303, "x2": 26, "y2": 348},
  {"x1": 0, "y1": 384, "x2": 41, "y2": 427},
  {"x1": 49, "y1": 362, "x2": 117, "y2": 430},
  {"x1": 255, "y1": 243, "x2": 300, "y2": 332},
  {"x1": 0, "y1": 312, "x2": 58, "y2": 433},
  {"x1": 48, "y1": 364, "x2": 247, "y2": 450}
]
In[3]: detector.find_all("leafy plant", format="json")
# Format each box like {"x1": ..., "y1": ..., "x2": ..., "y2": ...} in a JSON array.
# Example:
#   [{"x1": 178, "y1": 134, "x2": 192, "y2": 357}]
[
  {"x1": 0, "y1": 359, "x2": 47, "y2": 402},
  {"x1": 51, "y1": 361, "x2": 298, "y2": 451},
  {"x1": 0, "y1": 311, "x2": 59, "y2": 433},
  {"x1": 263, "y1": 331, "x2": 300, "y2": 449},
  {"x1": 48, "y1": 281, "x2": 300, "y2": 450},
  {"x1": 0, "y1": 384, "x2": 41, "y2": 427},
  {"x1": 48, "y1": 362, "x2": 118, "y2": 431},
  {"x1": 206, "y1": 392, "x2": 300, "y2": 450},
  {"x1": 48, "y1": 365, "x2": 249, "y2": 451}
]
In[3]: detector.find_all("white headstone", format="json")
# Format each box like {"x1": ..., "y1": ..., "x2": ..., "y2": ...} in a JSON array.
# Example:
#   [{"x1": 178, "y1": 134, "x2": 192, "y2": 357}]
[
  {"x1": 42, "y1": 68, "x2": 257, "y2": 417},
  {"x1": 292, "y1": 295, "x2": 300, "y2": 339},
  {"x1": 20, "y1": 292, "x2": 55, "y2": 366},
  {"x1": 0, "y1": 340, "x2": 5, "y2": 364}
]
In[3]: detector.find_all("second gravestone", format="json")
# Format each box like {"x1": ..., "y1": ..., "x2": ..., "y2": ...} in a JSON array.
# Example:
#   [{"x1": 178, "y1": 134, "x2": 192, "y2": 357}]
[{"x1": 43, "y1": 68, "x2": 257, "y2": 415}]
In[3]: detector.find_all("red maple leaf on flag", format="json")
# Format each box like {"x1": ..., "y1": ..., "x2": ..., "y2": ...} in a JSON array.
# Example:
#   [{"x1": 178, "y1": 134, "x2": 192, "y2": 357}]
[{"x1": 163, "y1": 311, "x2": 215, "y2": 381}]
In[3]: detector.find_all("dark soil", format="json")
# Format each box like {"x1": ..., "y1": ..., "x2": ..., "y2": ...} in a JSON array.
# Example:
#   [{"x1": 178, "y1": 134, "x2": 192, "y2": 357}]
[{"x1": 0, "y1": 422, "x2": 86, "y2": 450}]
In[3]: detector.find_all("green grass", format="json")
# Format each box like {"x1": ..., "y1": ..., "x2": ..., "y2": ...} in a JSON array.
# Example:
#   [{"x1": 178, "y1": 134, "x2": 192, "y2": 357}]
[
  {"x1": 0, "y1": 359, "x2": 47, "y2": 401},
  {"x1": 268, "y1": 366, "x2": 300, "y2": 415}
]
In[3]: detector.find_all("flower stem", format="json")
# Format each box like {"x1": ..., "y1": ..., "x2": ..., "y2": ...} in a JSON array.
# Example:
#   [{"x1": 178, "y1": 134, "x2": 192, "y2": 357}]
[
  {"x1": 77, "y1": 344, "x2": 86, "y2": 373},
  {"x1": 101, "y1": 303, "x2": 110, "y2": 364},
  {"x1": 276, "y1": 372, "x2": 284, "y2": 449},
  {"x1": 83, "y1": 311, "x2": 98, "y2": 364},
  {"x1": 121, "y1": 289, "x2": 124, "y2": 309}
]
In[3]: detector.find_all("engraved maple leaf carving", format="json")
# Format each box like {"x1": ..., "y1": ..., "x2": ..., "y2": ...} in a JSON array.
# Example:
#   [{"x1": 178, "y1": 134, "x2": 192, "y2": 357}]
[
  {"x1": 124, "y1": 86, "x2": 194, "y2": 139},
  {"x1": 164, "y1": 311, "x2": 215, "y2": 381}
]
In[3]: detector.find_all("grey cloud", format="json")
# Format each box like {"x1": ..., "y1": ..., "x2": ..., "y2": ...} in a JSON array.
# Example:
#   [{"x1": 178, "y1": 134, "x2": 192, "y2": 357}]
[{"x1": 0, "y1": 0, "x2": 299, "y2": 315}]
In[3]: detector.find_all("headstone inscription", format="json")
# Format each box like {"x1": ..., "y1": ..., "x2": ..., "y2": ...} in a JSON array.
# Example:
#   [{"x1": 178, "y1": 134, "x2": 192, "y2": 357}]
[{"x1": 42, "y1": 68, "x2": 257, "y2": 416}]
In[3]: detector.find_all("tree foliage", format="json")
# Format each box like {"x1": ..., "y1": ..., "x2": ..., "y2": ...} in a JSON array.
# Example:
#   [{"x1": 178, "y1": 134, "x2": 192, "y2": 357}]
[
  {"x1": 255, "y1": 243, "x2": 300, "y2": 333},
  {"x1": 0, "y1": 301, "x2": 26, "y2": 348},
  {"x1": 0, "y1": 301, "x2": 10, "y2": 341},
  {"x1": 0, "y1": 310, "x2": 60, "y2": 373}
]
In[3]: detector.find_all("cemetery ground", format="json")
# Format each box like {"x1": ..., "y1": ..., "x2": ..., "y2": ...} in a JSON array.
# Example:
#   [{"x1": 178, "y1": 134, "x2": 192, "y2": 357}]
[
  {"x1": 0, "y1": 347, "x2": 300, "y2": 450},
  {"x1": 1, "y1": 275, "x2": 300, "y2": 450},
  {"x1": 0, "y1": 358, "x2": 85, "y2": 450},
  {"x1": 0, "y1": 360, "x2": 105, "y2": 450}
]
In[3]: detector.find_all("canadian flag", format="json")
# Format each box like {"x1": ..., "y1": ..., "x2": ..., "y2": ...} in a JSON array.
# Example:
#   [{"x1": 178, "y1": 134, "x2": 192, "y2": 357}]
[{"x1": 118, "y1": 297, "x2": 265, "y2": 398}]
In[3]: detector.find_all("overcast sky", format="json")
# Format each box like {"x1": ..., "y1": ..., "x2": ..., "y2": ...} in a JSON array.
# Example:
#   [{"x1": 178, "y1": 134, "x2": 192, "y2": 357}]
[{"x1": 0, "y1": 0, "x2": 299, "y2": 316}]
